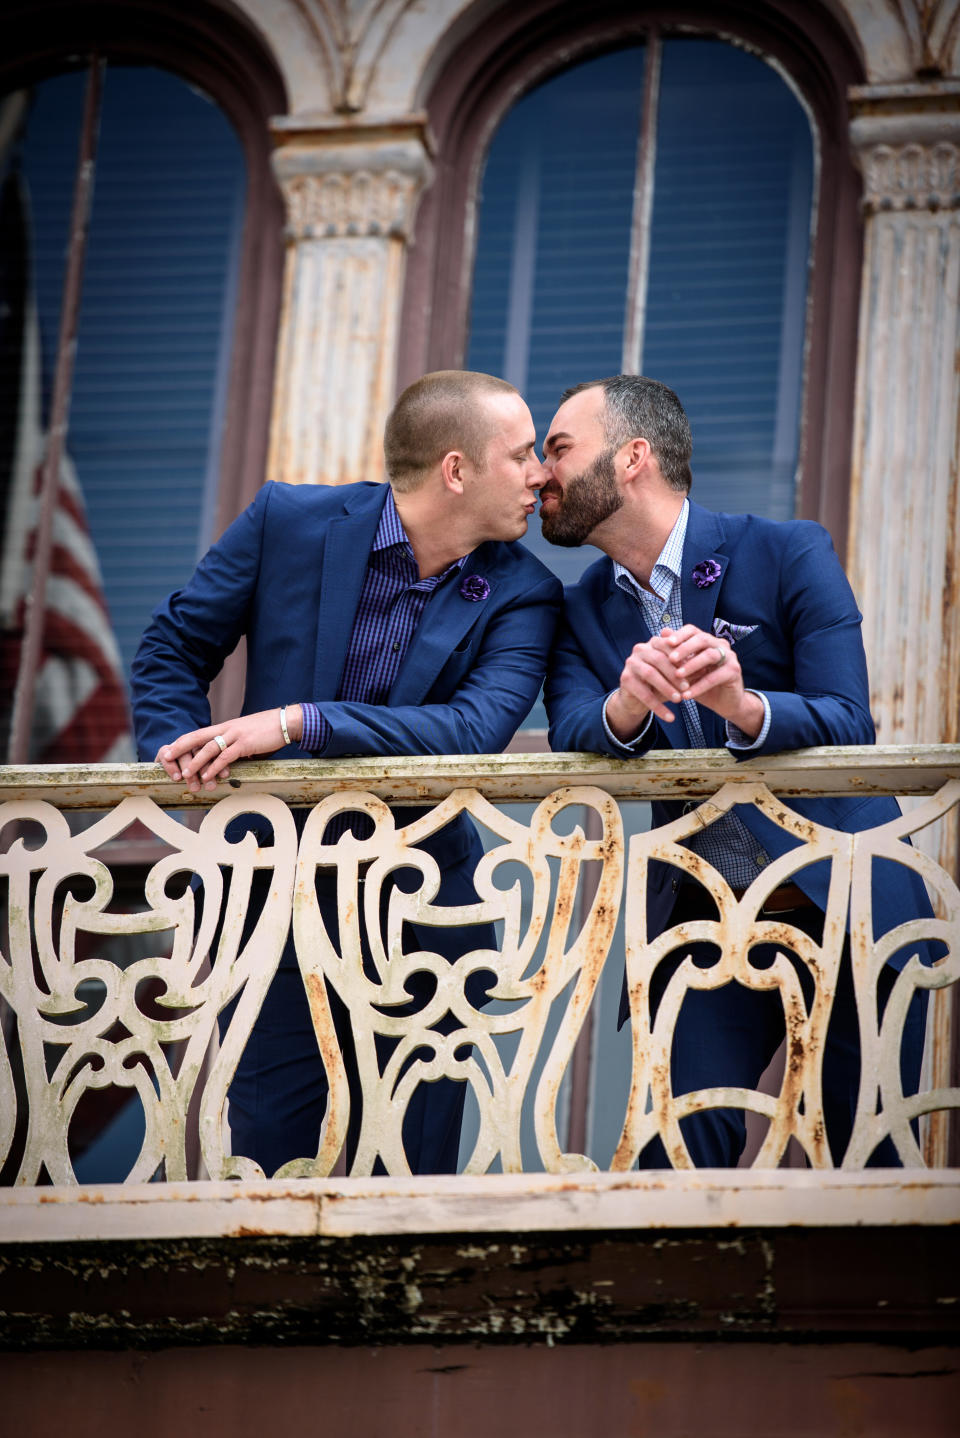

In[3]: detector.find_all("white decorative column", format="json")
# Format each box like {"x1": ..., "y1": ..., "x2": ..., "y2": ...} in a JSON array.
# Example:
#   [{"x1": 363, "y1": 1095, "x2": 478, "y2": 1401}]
[
  {"x1": 849, "y1": 95, "x2": 960, "y2": 824},
  {"x1": 266, "y1": 119, "x2": 433, "y2": 486},
  {"x1": 848, "y1": 88, "x2": 960, "y2": 1161}
]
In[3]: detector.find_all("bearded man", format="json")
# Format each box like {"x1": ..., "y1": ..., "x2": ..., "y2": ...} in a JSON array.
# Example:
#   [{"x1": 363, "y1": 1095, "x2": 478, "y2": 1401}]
[{"x1": 540, "y1": 373, "x2": 932, "y2": 1168}]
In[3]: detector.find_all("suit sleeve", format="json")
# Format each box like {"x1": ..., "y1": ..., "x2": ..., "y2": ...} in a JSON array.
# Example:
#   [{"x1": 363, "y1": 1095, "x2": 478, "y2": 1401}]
[
  {"x1": 313, "y1": 574, "x2": 562, "y2": 757},
  {"x1": 748, "y1": 521, "x2": 875, "y2": 755},
  {"x1": 546, "y1": 521, "x2": 876, "y2": 759},
  {"x1": 129, "y1": 486, "x2": 269, "y2": 760},
  {"x1": 545, "y1": 616, "x2": 665, "y2": 756}
]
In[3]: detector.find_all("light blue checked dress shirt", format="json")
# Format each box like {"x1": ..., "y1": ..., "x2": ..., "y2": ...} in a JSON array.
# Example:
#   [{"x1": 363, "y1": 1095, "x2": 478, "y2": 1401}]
[{"x1": 603, "y1": 500, "x2": 772, "y2": 889}]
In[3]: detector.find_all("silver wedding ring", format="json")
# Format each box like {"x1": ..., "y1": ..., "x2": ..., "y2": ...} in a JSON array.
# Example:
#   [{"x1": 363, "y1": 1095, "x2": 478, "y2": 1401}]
[
  {"x1": 214, "y1": 734, "x2": 228, "y2": 752},
  {"x1": 713, "y1": 646, "x2": 726, "y2": 666}
]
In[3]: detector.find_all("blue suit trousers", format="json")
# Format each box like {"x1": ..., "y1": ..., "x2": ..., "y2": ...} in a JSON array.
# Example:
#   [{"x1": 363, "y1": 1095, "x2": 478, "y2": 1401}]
[
  {"x1": 222, "y1": 862, "x2": 494, "y2": 1177},
  {"x1": 637, "y1": 883, "x2": 928, "y2": 1169}
]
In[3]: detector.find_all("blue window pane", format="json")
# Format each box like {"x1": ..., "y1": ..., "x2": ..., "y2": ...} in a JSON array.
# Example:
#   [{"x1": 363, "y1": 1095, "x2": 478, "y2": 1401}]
[
  {"x1": 468, "y1": 48, "x2": 644, "y2": 460},
  {"x1": 645, "y1": 40, "x2": 813, "y2": 519},
  {"x1": 22, "y1": 66, "x2": 245, "y2": 675},
  {"x1": 468, "y1": 36, "x2": 813, "y2": 542},
  {"x1": 464, "y1": 33, "x2": 816, "y2": 1143}
]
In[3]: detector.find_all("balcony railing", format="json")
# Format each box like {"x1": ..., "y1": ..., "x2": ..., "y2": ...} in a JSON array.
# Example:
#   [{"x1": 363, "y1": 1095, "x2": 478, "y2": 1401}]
[{"x1": 1, "y1": 745, "x2": 958, "y2": 1193}]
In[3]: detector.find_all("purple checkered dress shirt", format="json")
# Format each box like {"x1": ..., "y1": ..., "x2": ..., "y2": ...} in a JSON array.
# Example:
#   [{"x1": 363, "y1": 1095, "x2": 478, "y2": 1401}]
[{"x1": 300, "y1": 488, "x2": 465, "y2": 752}]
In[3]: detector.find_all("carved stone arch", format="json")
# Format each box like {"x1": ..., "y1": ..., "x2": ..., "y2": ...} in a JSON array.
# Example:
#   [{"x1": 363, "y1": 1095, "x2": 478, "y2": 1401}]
[
  {"x1": 1, "y1": 0, "x2": 288, "y2": 535},
  {"x1": 905, "y1": 0, "x2": 960, "y2": 77},
  {"x1": 948, "y1": 13, "x2": 960, "y2": 75},
  {"x1": 283, "y1": 0, "x2": 433, "y2": 114},
  {"x1": 839, "y1": 0, "x2": 960, "y2": 81},
  {"x1": 814, "y1": 0, "x2": 910, "y2": 80},
  {"x1": 398, "y1": 0, "x2": 867, "y2": 551}
]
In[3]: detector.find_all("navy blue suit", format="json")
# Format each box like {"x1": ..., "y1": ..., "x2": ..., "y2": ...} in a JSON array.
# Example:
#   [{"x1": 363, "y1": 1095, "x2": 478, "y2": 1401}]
[
  {"x1": 546, "y1": 502, "x2": 932, "y2": 1165},
  {"x1": 132, "y1": 480, "x2": 561, "y2": 1175}
]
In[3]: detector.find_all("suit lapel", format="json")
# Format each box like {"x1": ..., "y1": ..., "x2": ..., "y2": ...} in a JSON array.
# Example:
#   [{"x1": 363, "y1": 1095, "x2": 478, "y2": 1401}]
[
  {"x1": 589, "y1": 555, "x2": 702, "y2": 752},
  {"x1": 590, "y1": 564, "x2": 699, "y2": 752},
  {"x1": 601, "y1": 581, "x2": 651, "y2": 665},
  {"x1": 389, "y1": 549, "x2": 494, "y2": 705},
  {"x1": 311, "y1": 486, "x2": 388, "y2": 700},
  {"x1": 680, "y1": 502, "x2": 728, "y2": 636},
  {"x1": 680, "y1": 503, "x2": 730, "y2": 749}
]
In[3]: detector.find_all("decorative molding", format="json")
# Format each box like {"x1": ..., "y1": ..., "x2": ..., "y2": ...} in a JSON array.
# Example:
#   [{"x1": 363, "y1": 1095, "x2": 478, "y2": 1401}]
[
  {"x1": 292, "y1": 0, "x2": 422, "y2": 113},
  {"x1": 891, "y1": 0, "x2": 960, "y2": 78},
  {"x1": 278, "y1": 166, "x2": 422, "y2": 238},
  {"x1": 858, "y1": 137, "x2": 960, "y2": 209},
  {"x1": 271, "y1": 125, "x2": 433, "y2": 239},
  {"x1": 850, "y1": 99, "x2": 960, "y2": 209}
]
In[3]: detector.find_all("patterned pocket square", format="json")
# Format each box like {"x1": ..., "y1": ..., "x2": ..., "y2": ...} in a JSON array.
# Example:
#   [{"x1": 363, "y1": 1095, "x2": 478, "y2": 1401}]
[{"x1": 712, "y1": 617, "x2": 759, "y2": 646}]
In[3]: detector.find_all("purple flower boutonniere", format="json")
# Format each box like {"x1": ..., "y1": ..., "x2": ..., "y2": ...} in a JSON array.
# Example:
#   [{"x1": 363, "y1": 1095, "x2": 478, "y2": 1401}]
[
  {"x1": 460, "y1": 574, "x2": 490, "y2": 603},
  {"x1": 691, "y1": 559, "x2": 722, "y2": 589}
]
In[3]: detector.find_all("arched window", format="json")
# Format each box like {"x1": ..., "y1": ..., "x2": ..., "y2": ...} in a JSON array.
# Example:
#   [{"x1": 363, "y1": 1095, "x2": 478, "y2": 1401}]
[
  {"x1": 0, "y1": 3, "x2": 286, "y2": 758},
  {"x1": 19, "y1": 65, "x2": 247, "y2": 673},
  {"x1": 401, "y1": 3, "x2": 864, "y2": 1159},
  {"x1": 0, "y1": 4, "x2": 285, "y2": 1180},
  {"x1": 467, "y1": 37, "x2": 814, "y2": 583},
  {"x1": 401, "y1": 2, "x2": 863, "y2": 552}
]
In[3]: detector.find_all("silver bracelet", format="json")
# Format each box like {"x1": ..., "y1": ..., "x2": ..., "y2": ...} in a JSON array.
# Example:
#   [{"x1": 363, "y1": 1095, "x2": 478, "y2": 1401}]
[{"x1": 279, "y1": 706, "x2": 291, "y2": 746}]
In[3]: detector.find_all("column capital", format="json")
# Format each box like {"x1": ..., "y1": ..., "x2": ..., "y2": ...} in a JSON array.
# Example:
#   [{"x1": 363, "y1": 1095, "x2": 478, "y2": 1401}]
[
  {"x1": 269, "y1": 115, "x2": 434, "y2": 240},
  {"x1": 849, "y1": 83, "x2": 960, "y2": 212}
]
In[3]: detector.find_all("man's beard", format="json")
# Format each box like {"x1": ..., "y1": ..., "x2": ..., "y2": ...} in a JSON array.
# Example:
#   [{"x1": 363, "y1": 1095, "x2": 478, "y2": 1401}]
[{"x1": 539, "y1": 446, "x2": 623, "y2": 547}]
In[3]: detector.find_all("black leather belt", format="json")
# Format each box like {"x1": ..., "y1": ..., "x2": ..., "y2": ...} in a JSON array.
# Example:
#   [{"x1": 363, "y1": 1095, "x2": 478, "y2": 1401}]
[{"x1": 731, "y1": 881, "x2": 816, "y2": 914}]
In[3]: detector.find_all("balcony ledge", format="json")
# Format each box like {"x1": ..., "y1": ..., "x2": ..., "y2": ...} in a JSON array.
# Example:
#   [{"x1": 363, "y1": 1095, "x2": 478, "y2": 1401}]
[
  {"x1": 2, "y1": 1172, "x2": 958, "y2": 1350},
  {"x1": 2, "y1": 1169, "x2": 959, "y2": 1244}
]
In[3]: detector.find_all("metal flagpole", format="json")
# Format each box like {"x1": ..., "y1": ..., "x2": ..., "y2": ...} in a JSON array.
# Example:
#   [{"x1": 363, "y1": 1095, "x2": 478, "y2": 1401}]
[{"x1": 8, "y1": 54, "x2": 105, "y2": 764}]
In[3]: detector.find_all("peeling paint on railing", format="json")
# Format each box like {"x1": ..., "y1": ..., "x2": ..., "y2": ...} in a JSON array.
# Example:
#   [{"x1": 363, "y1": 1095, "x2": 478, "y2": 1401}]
[{"x1": 0, "y1": 747, "x2": 957, "y2": 1185}]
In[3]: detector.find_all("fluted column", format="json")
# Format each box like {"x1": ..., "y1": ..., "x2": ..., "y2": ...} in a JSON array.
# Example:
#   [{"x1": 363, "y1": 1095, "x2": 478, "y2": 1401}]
[
  {"x1": 848, "y1": 97, "x2": 960, "y2": 775},
  {"x1": 266, "y1": 120, "x2": 433, "y2": 486},
  {"x1": 848, "y1": 91, "x2": 960, "y2": 1162}
]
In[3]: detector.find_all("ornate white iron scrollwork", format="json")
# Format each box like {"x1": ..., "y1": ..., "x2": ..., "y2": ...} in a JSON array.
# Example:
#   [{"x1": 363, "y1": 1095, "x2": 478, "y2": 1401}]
[
  {"x1": 0, "y1": 795, "x2": 296, "y2": 1184},
  {"x1": 0, "y1": 771, "x2": 957, "y2": 1182}
]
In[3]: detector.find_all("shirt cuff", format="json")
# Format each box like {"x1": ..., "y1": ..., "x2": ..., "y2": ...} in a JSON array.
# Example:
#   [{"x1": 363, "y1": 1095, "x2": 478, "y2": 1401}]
[
  {"x1": 726, "y1": 690, "x2": 771, "y2": 751},
  {"x1": 299, "y1": 702, "x2": 331, "y2": 753},
  {"x1": 602, "y1": 691, "x2": 654, "y2": 752}
]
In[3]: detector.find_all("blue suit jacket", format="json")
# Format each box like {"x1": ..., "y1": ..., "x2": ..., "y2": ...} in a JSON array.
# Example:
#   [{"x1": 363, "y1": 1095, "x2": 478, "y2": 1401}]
[
  {"x1": 545, "y1": 501, "x2": 933, "y2": 966},
  {"x1": 132, "y1": 481, "x2": 562, "y2": 864}
]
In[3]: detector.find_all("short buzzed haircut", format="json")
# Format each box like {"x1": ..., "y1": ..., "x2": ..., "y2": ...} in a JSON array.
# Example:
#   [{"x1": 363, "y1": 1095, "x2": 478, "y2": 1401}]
[
  {"x1": 384, "y1": 370, "x2": 519, "y2": 492},
  {"x1": 560, "y1": 375, "x2": 693, "y2": 492}
]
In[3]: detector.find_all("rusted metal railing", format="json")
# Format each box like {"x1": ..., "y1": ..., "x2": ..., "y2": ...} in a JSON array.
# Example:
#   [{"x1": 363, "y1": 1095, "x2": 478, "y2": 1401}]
[{"x1": 0, "y1": 745, "x2": 957, "y2": 1186}]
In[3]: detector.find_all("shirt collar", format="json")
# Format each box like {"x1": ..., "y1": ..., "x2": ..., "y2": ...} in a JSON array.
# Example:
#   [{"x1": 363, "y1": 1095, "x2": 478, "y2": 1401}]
[
  {"x1": 373, "y1": 486, "x2": 468, "y2": 579},
  {"x1": 372, "y1": 486, "x2": 409, "y2": 553},
  {"x1": 613, "y1": 498, "x2": 689, "y2": 601}
]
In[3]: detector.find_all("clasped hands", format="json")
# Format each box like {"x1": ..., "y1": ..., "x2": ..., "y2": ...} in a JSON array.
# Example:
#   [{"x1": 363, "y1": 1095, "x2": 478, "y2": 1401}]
[
  {"x1": 156, "y1": 704, "x2": 304, "y2": 794},
  {"x1": 605, "y1": 624, "x2": 764, "y2": 744}
]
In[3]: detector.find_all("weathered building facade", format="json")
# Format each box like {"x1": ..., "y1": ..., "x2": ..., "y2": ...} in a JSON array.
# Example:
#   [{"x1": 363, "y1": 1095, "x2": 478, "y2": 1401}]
[
  {"x1": 4, "y1": 0, "x2": 958, "y2": 769},
  {"x1": 1, "y1": 2, "x2": 959, "y2": 1433}
]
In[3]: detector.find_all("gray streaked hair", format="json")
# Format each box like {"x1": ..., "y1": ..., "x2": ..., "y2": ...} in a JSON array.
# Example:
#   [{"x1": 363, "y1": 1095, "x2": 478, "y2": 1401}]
[{"x1": 560, "y1": 375, "x2": 692, "y2": 492}]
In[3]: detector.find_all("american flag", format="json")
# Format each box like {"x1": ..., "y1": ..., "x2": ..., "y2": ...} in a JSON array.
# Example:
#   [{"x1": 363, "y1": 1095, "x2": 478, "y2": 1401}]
[{"x1": 1, "y1": 109, "x2": 132, "y2": 765}]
